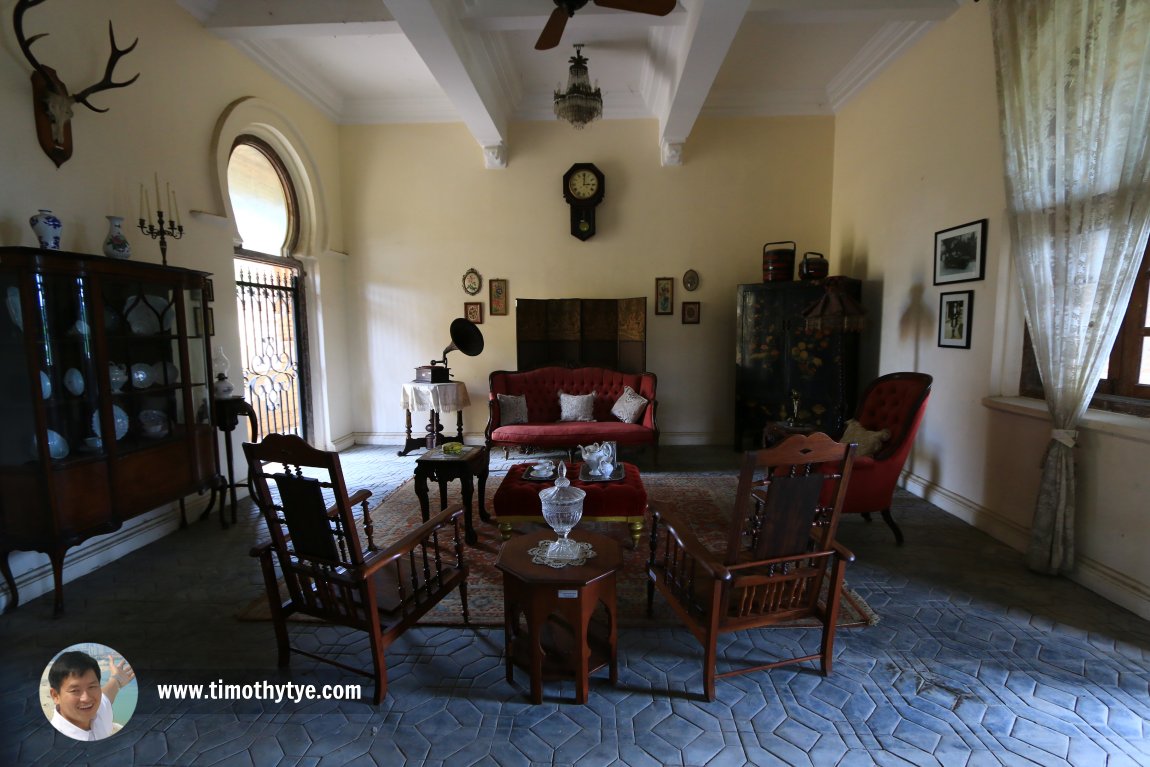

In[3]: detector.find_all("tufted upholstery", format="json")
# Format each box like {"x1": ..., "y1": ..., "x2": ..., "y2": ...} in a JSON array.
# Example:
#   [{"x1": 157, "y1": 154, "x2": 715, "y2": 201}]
[
  {"x1": 486, "y1": 367, "x2": 658, "y2": 458},
  {"x1": 838, "y1": 372, "x2": 932, "y2": 544}
]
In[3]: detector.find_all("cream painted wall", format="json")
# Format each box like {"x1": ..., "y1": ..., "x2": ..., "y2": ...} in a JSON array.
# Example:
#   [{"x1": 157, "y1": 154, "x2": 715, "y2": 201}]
[
  {"x1": 0, "y1": 0, "x2": 349, "y2": 608},
  {"x1": 830, "y1": 2, "x2": 1150, "y2": 619},
  {"x1": 342, "y1": 117, "x2": 836, "y2": 447}
]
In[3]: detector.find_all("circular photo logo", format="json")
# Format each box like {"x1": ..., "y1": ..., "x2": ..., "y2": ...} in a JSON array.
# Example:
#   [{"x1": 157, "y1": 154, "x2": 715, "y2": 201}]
[{"x1": 40, "y1": 643, "x2": 137, "y2": 741}]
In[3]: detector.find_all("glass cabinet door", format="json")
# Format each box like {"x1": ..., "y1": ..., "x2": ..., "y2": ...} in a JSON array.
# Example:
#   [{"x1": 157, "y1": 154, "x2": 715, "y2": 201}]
[
  {"x1": 101, "y1": 279, "x2": 183, "y2": 452},
  {"x1": 17, "y1": 271, "x2": 106, "y2": 464},
  {"x1": 0, "y1": 271, "x2": 36, "y2": 467}
]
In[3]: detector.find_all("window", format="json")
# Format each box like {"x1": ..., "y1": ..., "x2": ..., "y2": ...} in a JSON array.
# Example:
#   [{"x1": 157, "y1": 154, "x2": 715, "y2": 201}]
[
  {"x1": 1020, "y1": 243, "x2": 1150, "y2": 416},
  {"x1": 227, "y1": 136, "x2": 298, "y2": 257}
]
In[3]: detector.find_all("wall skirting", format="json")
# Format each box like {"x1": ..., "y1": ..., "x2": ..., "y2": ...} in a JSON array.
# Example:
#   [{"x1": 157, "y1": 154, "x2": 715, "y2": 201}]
[
  {"x1": 902, "y1": 470, "x2": 1150, "y2": 622},
  {"x1": 0, "y1": 494, "x2": 214, "y2": 613}
]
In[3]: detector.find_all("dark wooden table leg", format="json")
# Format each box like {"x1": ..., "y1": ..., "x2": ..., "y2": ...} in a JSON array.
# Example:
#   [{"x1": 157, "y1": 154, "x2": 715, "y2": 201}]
[
  {"x1": 459, "y1": 472, "x2": 478, "y2": 545},
  {"x1": 455, "y1": 410, "x2": 464, "y2": 442},
  {"x1": 413, "y1": 467, "x2": 431, "y2": 523},
  {"x1": 476, "y1": 451, "x2": 490, "y2": 522}
]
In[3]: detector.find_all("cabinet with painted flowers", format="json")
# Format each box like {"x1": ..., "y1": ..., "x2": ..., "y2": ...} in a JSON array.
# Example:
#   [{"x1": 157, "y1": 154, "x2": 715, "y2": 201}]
[{"x1": 734, "y1": 280, "x2": 861, "y2": 450}]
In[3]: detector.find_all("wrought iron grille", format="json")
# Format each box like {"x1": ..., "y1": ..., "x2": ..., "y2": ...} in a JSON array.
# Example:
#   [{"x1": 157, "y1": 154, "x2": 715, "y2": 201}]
[{"x1": 235, "y1": 259, "x2": 308, "y2": 439}]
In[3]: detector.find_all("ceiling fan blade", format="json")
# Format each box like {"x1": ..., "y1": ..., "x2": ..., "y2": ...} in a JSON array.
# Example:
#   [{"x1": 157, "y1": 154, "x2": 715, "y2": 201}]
[
  {"x1": 593, "y1": 0, "x2": 676, "y2": 16},
  {"x1": 535, "y1": 7, "x2": 569, "y2": 50}
]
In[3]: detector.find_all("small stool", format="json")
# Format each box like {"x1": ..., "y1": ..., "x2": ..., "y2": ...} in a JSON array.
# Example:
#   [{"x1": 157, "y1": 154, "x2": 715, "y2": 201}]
[
  {"x1": 496, "y1": 529, "x2": 622, "y2": 704},
  {"x1": 492, "y1": 462, "x2": 647, "y2": 547},
  {"x1": 414, "y1": 445, "x2": 490, "y2": 545}
]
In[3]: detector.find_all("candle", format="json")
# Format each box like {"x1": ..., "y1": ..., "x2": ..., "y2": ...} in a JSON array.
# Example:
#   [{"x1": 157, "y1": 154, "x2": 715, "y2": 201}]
[
  {"x1": 138, "y1": 185, "x2": 145, "y2": 221},
  {"x1": 154, "y1": 173, "x2": 161, "y2": 214},
  {"x1": 143, "y1": 188, "x2": 150, "y2": 221},
  {"x1": 171, "y1": 189, "x2": 181, "y2": 227}
]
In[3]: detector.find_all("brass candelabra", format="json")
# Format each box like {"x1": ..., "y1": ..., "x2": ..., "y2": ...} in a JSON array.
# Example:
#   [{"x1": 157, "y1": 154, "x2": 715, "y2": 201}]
[{"x1": 137, "y1": 211, "x2": 183, "y2": 266}]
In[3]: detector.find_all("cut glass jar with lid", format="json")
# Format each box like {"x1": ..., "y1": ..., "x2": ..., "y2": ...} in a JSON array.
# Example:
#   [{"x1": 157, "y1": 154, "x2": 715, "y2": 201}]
[{"x1": 538, "y1": 463, "x2": 586, "y2": 559}]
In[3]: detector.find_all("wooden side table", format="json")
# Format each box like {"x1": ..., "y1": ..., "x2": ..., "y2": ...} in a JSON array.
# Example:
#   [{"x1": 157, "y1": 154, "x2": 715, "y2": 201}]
[
  {"x1": 496, "y1": 530, "x2": 623, "y2": 704},
  {"x1": 399, "y1": 381, "x2": 469, "y2": 456},
  {"x1": 202, "y1": 396, "x2": 259, "y2": 528},
  {"x1": 413, "y1": 445, "x2": 489, "y2": 545}
]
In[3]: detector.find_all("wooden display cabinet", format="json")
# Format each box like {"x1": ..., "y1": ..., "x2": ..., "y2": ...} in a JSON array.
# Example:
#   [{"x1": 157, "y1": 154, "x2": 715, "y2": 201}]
[{"x1": 0, "y1": 246, "x2": 215, "y2": 614}]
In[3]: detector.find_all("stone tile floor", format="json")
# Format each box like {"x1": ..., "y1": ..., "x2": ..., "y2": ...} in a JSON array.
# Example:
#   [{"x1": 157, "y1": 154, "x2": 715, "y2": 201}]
[{"x1": 2, "y1": 445, "x2": 1149, "y2": 766}]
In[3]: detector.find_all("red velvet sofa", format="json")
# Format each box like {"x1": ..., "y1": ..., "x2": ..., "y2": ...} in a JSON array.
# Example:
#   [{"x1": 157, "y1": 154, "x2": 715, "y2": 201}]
[{"x1": 485, "y1": 366, "x2": 658, "y2": 460}]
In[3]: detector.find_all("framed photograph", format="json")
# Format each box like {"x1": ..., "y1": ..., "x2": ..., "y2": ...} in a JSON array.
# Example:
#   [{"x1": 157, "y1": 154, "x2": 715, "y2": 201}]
[
  {"x1": 655, "y1": 277, "x2": 673, "y2": 315},
  {"x1": 465, "y1": 302, "x2": 484, "y2": 324},
  {"x1": 938, "y1": 290, "x2": 973, "y2": 349},
  {"x1": 203, "y1": 278, "x2": 215, "y2": 302},
  {"x1": 682, "y1": 301, "x2": 700, "y2": 324},
  {"x1": 489, "y1": 278, "x2": 508, "y2": 316},
  {"x1": 934, "y1": 219, "x2": 987, "y2": 285}
]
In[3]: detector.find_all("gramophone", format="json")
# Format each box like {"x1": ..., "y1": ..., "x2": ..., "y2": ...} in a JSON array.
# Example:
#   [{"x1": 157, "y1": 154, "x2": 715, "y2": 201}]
[{"x1": 415, "y1": 317, "x2": 484, "y2": 383}]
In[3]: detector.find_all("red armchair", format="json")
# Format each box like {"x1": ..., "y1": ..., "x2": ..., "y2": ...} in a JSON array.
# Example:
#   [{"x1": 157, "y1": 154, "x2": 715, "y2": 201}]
[{"x1": 840, "y1": 372, "x2": 932, "y2": 544}]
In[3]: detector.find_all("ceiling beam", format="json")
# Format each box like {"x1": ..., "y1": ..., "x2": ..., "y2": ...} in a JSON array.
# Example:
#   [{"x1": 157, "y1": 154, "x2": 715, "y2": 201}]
[
  {"x1": 382, "y1": 0, "x2": 512, "y2": 168},
  {"x1": 655, "y1": 0, "x2": 750, "y2": 166},
  {"x1": 179, "y1": 0, "x2": 398, "y2": 37}
]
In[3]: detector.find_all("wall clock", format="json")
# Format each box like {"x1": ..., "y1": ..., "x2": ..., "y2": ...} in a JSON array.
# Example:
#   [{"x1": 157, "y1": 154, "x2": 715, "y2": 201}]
[
  {"x1": 462, "y1": 268, "x2": 482, "y2": 295},
  {"x1": 562, "y1": 163, "x2": 605, "y2": 241}
]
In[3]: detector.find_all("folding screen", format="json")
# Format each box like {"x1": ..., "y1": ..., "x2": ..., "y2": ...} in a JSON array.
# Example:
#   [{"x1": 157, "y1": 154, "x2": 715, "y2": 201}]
[{"x1": 515, "y1": 297, "x2": 646, "y2": 373}]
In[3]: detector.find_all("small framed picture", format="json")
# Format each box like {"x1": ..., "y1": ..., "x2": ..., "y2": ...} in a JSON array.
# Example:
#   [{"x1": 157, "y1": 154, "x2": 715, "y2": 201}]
[
  {"x1": 938, "y1": 290, "x2": 973, "y2": 348},
  {"x1": 204, "y1": 278, "x2": 215, "y2": 302},
  {"x1": 205, "y1": 307, "x2": 215, "y2": 336},
  {"x1": 682, "y1": 301, "x2": 700, "y2": 324},
  {"x1": 490, "y1": 278, "x2": 508, "y2": 316},
  {"x1": 934, "y1": 219, "x2": 987, "y2": 285},
  {"x1": 655, "y1": 277, "x2": 673, "y2": 315},
  {"x1": 465, "y1": 302, "x2": 484, "y2": 324}
]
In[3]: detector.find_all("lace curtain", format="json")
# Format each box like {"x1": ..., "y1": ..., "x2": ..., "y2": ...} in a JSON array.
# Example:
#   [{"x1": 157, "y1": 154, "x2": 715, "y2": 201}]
[{"x1": 992, "y1": 0, "x2": 1150, "y2": 574}]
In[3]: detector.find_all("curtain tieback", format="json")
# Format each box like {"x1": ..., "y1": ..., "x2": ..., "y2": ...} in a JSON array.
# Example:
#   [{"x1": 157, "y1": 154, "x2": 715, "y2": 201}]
[{"x1": 1051, "y1": 429, "x2": 1077, "y2": 448}]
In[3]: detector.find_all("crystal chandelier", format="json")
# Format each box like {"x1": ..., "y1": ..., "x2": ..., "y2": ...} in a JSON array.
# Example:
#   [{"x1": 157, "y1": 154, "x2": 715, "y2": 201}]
[{"x1": 554, "y1": 44, "x2": 602, "y2": 129}]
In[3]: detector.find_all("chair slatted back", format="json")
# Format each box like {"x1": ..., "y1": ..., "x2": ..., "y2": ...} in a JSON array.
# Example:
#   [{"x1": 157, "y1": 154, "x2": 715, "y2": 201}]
[
  {"x1": 245, "y1": 434, "x2": 373, "y2": 626},
  {"x1": 723, "y1": 433, "x2": 855, "y2": 622}
]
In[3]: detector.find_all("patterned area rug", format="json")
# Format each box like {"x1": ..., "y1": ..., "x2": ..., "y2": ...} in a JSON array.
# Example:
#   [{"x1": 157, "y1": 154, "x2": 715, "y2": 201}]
[{"x1": 239, "y1": 473, "x2": 878, "y2": 629}]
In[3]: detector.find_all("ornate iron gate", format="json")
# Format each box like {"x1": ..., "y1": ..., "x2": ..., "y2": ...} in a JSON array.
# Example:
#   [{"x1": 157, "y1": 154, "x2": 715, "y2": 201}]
[{"x1": 235, "y1": 258, "x2": 309, "y2": 439}]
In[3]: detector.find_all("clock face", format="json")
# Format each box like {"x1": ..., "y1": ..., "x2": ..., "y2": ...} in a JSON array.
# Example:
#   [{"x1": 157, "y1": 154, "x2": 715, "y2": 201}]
[{"x1": 567, "y1": 169, "x2": 600, "y2": 200}]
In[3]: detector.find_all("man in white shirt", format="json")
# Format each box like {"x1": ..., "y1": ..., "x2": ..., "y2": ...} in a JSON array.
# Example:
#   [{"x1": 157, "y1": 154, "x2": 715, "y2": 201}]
[{"x1": 47, "y1": 651, "x2": 134, "y2": 741}]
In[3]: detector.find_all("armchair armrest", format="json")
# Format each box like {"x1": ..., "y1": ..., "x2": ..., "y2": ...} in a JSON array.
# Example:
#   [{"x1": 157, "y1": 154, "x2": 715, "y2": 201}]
[
  {"x1": 831, "y1": 540, "x2": 855, "y2": 563},
  {"x1": 651, "y1": 503, "x2": 729, "y2": 581},
  {"x1": 361, "y1": 504, "x2": 465, "y2": 578}
]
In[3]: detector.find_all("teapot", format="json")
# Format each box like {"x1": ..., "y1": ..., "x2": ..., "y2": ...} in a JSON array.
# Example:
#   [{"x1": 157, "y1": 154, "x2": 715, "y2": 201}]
[{"x1": 579, "y1": 441, "x2": 615, "y2": 477}]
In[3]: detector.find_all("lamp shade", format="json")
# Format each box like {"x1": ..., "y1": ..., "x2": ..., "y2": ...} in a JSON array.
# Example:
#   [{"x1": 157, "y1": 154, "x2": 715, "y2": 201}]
[{"x1": 802, "y1": 277, "x2": 866, "y2": 333}]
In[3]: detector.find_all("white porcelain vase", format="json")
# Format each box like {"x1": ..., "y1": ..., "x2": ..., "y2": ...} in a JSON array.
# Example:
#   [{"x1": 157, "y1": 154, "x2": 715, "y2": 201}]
[{"x1": 102, "y1": 215, "x2": 131, "y2": 259}]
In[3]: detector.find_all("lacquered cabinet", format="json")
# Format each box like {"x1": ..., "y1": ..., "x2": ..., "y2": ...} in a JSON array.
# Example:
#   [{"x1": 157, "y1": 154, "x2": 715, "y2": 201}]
[
  {"x1": 734, "y1": 280, "x2": 861, "y2": 451},
  {"x1": 0, "y1": 247, "x2": 215, "y2": 614}
]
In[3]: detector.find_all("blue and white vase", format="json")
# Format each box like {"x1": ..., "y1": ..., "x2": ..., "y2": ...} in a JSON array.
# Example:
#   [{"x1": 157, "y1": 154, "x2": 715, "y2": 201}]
[
  {"x1": 29, "y1": 209, "x2": 62, "y2": 250},
  {"x1": 102, "y1": 215, "x2": 131, "y2": 259}
]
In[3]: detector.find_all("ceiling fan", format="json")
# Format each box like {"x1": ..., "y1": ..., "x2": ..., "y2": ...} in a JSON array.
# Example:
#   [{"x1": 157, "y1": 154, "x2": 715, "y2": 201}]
[{"x1": 535, "y1": 0, "x2": 676, "y2": 51}]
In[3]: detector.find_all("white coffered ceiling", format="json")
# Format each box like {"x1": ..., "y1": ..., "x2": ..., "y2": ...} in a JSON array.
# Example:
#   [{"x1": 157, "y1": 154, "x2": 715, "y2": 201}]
[{"x1": 176, "y1": 0, "x2": 964, "y2": 166}]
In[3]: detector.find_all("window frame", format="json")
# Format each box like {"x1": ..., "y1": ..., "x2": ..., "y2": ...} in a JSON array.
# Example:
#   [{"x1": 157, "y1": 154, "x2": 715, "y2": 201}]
[
  {"x1": 228, "y1": 135, "x2": 300, "y2": 257},
  {"x1": 1020, "y1": 243, "x2": 1150, "y2": 417}
]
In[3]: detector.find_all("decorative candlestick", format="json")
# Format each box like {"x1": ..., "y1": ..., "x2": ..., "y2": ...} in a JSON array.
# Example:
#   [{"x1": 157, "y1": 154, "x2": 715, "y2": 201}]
[{"x1": 137, "y1": 208, "x2": 183, "y2": 265}]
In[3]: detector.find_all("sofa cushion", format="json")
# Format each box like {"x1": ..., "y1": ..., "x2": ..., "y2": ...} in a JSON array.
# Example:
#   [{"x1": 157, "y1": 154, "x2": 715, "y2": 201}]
[
  {"x1": 497, "y1": 393, "x2": 528, "y2": 425},
  {"x1": 611, "y1": 385, "x2": 648, "y2": 424},
  {"x1": 492, "y1": 420, "x2": 653, "y2": 447},
  {"x1": 559, "y1": 391, "x2": 596, "y2": 422},
  {"x1": 841, "y1": 419, "x2": 890, "y2": 457}
]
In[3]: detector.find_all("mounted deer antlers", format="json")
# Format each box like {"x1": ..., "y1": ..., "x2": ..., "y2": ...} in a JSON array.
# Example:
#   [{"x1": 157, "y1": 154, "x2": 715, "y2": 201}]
[{"x1": 14, "y1": 0, "x2": 139, "y2": 167}]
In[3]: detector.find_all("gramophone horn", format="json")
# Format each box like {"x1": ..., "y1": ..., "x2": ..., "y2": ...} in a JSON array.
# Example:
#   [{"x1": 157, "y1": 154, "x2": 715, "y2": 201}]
[{"x1": 443, "y1": 317, "x2": 484, "y2": 359}]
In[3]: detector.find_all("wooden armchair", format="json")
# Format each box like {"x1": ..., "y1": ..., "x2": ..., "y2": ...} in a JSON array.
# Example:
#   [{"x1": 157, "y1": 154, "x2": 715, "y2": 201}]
[
  {"x1": 647, "y1": 433, "x2": 856, "y2": 701},
  {"x1": 244, "y1": 434, "x2": 469, "y2": 704}
]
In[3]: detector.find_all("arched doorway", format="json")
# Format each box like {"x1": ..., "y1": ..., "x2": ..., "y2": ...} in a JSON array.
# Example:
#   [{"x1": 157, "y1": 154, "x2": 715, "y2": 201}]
[{"x1": 226, "y1": 135, "x2": 310, "y2": 439}]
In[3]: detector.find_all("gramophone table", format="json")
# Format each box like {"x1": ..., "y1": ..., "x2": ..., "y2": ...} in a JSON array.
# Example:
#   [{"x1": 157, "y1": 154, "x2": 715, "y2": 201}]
[
  {"x1": 414, "y1": 444, "x2": 490, "y2": 545},
  {"x1": 492, "y1": 462, "x2": 647, "y2": 547},
  {"x1": 399, "y1": 381, "x2": 469, "y2": 456}
]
